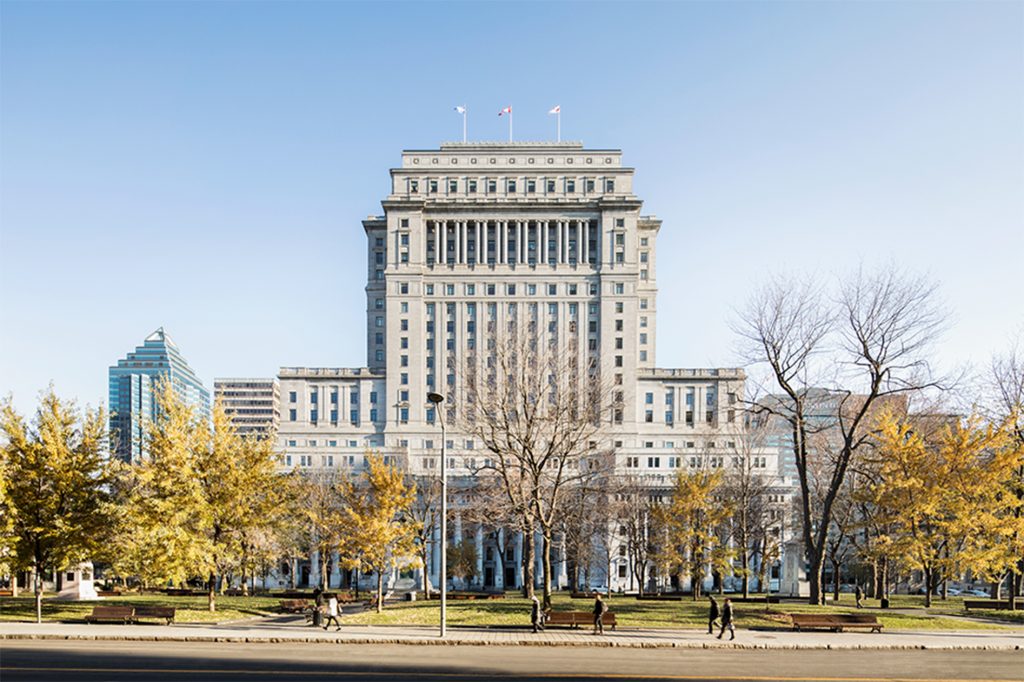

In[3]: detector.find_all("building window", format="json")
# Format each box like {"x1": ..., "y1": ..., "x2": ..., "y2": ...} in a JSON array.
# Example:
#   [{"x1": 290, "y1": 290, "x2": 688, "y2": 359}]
[
  {"x1": 614, "y1": 283, "x2": 624, "y2": 295},
  {"x1": 605, "y1": 179, "x2": 615, "y2": 192},
  {"x1": 401, "y1": 373, "x2": 408, "y2": 385},
  {"x1": 546, "y1": 179, "x2": 555, "y2": 192},
  {"x1": 400, "y1": 407, "x2": 409, "y2": 423},
  {"x1": 487, "y1": 179, "x2": 497, "y2": 193},
  {"x1": 310, "y1": 410, "x2": 318, "y2": 423},
  {"x1": 449, "y1": 179, "x2": 457, "y2": 193},
  {"x1": 527, "y1": 179, "x2": 536, "y2": 193},
  {"x1": 468, "y1": 180, "x2": 477, "y2": 193},
  {"x1": 375, "y1": 316, "x2": 384, "y2": 327},
  {"x1": 566, "y1": 179, "x2": 575, "y2": 192},
  {"x1": 289, "y1": 391, "x2": 297, "y2": 403},
  {"x1": 399, "y1": 282, "x2": 409, "y2": 294},
  {"x1": 640, "y1": 350, "x2": 648, "y2": 361},
  {"x1": 585, "y1": 179, "x2": 595, "y2": 192},
  {"x1": 640, "y1": 333, "x2": 647, "y2": 345},
  {"x1": 429, "y1": 179, "x2": 438, "y2": 193},
  {"x1": 289, "y1": 409, "x2": 296, "y2": 421}
]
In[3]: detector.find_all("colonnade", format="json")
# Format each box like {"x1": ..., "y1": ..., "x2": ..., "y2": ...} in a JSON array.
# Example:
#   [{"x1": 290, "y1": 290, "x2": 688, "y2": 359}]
[{"x1": 427, "y1": 219, "x2": 595, "y2": 266}]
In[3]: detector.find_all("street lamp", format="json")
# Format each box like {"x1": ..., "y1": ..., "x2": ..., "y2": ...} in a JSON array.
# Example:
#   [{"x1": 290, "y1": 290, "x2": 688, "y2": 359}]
[{"x1": 426, "y1": 391, "x2": 447, "y2": 637}]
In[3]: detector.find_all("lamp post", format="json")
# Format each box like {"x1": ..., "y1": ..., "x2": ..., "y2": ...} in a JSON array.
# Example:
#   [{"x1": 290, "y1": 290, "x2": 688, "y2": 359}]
[{"x1": 426, "y1": 391, "x2": 447, "y2": 637}]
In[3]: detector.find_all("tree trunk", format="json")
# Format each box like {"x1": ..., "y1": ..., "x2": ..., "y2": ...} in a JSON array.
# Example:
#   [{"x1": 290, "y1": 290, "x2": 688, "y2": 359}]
[
  {"x1": 420, "y1": 549, "x2": 431, "y2": 598},
  {"x1": 522, "y1": 531, "x2": 535, "y2": 599},
  {"x1": 741, "y1": 548, "x2": 750, "y2": 599},
  {"x1": 832, "y1": 557, "x2": 841, "y2": 602},
  {"x1": 12, "y1": 573, "x2": 19, "y2": 598},
  {"x1": 208, "y1": 572, "x2": 217, "y2": 612},
  {"x1": 376, "y1": 571, "x2": 383, "y2": 614},
  {"x1": 808, "y1": 545, "x2": 825, "y2": 606},
  {"x1": 34, "y1": 568, "x2": 42, "y2": 624},
  {"x1": 923, "y1": 567, "x2": 933, "y2": 608},
  {"x1": 541, "y1": 529, "x2": 554, "y2": 609}
]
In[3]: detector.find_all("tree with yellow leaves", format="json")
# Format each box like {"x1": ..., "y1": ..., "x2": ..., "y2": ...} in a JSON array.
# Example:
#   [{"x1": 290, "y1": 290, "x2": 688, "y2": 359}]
[
  {"x1": 1, "y1": 388, "x2": 115, "y2": 622},
  {"x1": 338, "y1": 454, "x2": 419, "y2": 613},
  {"x1": 655, "y1": 468, "x2": 732, "y2": 599},
  {"x1": 867, "y1": 410, "x2": 1021, "y2": 607}
]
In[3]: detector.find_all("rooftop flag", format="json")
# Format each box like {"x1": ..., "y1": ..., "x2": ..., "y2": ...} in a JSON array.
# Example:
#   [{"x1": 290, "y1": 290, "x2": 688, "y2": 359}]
[
  {"x1": 454, "y1": 105, "x2": 467, "y2": 142},
  {"x1": 499, "y1": 106, "x2": 512, "y2": 142},
  {"x1": 549, "y1": 105, "x2": 561, "y2": 141}
]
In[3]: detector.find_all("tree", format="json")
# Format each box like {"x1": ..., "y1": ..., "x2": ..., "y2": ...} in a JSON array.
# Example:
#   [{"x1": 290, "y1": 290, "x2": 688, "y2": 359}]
[
  {"x1": 407, "y1": 474, "x2": 441, "y2": 597},
  {"x1": 735, "y1": 266, "x2": 946, "y2": 604},
  {"x1": 446, "y1": 539, "x2": 478, "y2": 587},
  {"x1": 295, "y1": 469, "x2": 345, "y2": 592},
  {"x1": 1, "y1": 388, "x2": 114, "y2": 622},
  {"x1": 618, "y1": 475, "x2": 659, "y2": 596},
  {"x1": 656, "y1": 468, "x2": 732, "y2": 599},
  {"x1": 719, "y1": 430, "x2": 776, "y2": 597},
  {"x1": 339, "y1": 454, "x2": 418, "y2": 613},
  {"x1": 457, "y1": 325, "x2": 608, "y2": 607}
]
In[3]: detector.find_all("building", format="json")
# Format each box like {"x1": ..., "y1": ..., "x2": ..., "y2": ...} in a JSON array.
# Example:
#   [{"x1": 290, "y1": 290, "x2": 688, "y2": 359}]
[
  {"x1": 108, "y1": 327, "x2": 210, "y2": 462},
  {"x1": 275, "y1": 142, "x2": 787, "y2": 591},
  {"x1": 214, "y1": 378, "x2": 280, "y2": 438}
]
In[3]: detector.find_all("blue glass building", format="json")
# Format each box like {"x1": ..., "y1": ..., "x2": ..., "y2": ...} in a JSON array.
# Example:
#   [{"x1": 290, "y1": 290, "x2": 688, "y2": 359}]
[{"x1": 108, "y1": 327, "x2": 210, "y2": 462}]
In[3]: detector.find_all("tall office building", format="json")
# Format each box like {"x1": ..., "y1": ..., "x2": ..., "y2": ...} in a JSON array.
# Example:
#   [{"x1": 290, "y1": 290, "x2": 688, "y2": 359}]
[
  {"x1": 109, "y1": 327, "x2": 210, "y2": 462},
  {"x1": 276, "y1": 142, "x2": 785, "y2": 591},
  {"x1": 214, "y1": 378, "x2": 280, "y2": 438}
]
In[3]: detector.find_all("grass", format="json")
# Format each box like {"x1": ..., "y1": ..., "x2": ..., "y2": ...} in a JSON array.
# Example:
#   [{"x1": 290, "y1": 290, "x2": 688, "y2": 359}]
[
  {"x1": 342, "y1": 593, "x2": 1016, "y2": 631},
  {"x1": 0, "y1": 591, "x2": 1018, "y2": 629},
  {"x1": 0, "y1": 593, "x2": 279, "y2": 623}
]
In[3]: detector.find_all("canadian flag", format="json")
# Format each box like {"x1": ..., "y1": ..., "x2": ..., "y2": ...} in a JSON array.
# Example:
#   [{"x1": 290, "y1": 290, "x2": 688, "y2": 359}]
[
  {"x1": 548, "y1": 105, "x2": 560, "y2": 114},
  {"x1": 499, "y1": 106, "x2": 512, "y2": 116}
]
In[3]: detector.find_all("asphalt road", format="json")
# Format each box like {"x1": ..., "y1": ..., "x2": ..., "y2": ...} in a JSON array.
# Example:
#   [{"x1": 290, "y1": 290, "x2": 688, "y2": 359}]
[{"x1": 2, "y1": 640, "x2": 1022, "y2": 682}]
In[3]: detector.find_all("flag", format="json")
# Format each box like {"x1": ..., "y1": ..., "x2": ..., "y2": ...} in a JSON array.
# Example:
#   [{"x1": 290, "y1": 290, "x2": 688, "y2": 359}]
[
  {"x1": 499, "y1": 106, "x2": 512, "y2": 116},
  {"x1": 548, "y1": 105, "x2": 560, "y2": 114},
  {"x1": 454, "y1": 106, "x2": 466, "y2": 114}
]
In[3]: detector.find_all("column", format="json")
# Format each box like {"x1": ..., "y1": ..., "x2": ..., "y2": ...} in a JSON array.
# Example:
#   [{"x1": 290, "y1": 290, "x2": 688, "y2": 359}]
[
  {"x1": 582, "y1": 219, "x2": 589, "y2": 265},
  {"x1": 475, "y1": 526, "x2": 484, "y2": 589},
  {"x1": 518, "y1": 220, "x2": 525, "y2": 264},
  {"x1": 454, "y1": 220, "x2": 461, "y2": 266},
  {"x1": 498, "y1": 221, "x2": 505, "y2": 264},
  {"x1": 439, "y1": 220, "x2": 447, "y2": 265},
  {"x1": 555, "y1": 220, "x2": 563, "y2": 264},
  {"x1": 475, "y1": 221, "x2": 482, "y2": 265},
  {"x1": 542, "y1": 220, "x2": 549, "y2": 264},
  {"x1": 496, "y1": 528, "x2": 506, "y2": 589},
  {"x1": 503, "y1": 221, "x2": 510, "y2": 264}
]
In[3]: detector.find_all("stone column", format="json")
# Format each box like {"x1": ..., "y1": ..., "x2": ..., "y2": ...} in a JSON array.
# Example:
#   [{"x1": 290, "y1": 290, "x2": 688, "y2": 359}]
[
  {"x1": 496, "y1": 528, "x2": 506, "y2": 589},
  {"x1": 541, "y1": 220, "x2": 549, "y2": 264},
  {"x1": 454, "y1": 220, "x2": 461, "y2": 266},
  {"x1": 503, "y1": 221, "x2": 510, "y2": 264},
  {"x1": 497, "y1": 221, "x2": 505, "y2": 264},
  {"x1": 555, "y1": 220, "x2": 563, "y2": 264},
  {"x1": 475, "y1": 526, "x2": 484, "y2": 588},
  {"x1": 475, "y1": 220, "x2": 482, "y2": 265}
]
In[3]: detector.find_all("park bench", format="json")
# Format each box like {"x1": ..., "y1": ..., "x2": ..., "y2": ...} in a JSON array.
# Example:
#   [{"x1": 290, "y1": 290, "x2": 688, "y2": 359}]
[
  {"x1": 964, "y1": 600, "x2": 1013, "y2": 611},
  {"x1": 0, "y1": 589, "x2": 14, "y2": 597},
  {"x1": 85, "y1": 605, "x2": 135, "y2": 624},
  {"x1": 544, "y1": 610, "x2": 617, "y2": 630},
  {"x1": 133, "y1": 606, "x2": 176, "y2": 625},
  {"x1": 789, "y1": 613, "x2": 882, "y2": 633},
  {"x1": 279, "y1": 599, "x2": 310, "y2": 613}
]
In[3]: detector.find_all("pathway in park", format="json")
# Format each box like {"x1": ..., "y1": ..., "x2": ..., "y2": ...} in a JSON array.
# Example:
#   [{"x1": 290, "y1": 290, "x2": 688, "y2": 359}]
[{"x1": 2, "y1": 617, "x2": 1022, "y2": 650}]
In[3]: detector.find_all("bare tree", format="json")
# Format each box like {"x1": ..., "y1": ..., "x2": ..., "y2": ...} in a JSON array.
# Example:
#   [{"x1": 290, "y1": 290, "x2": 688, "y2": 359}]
[
  {"x1": 618, "y1": 475, "x2": 660, "y2": 596},
  {"x1": 735, "y1": 266, "x2": 946, "y2": 604},
  {"x1": 407, "y1": 474, "x2": 441, "y2": 597},
  {"x1": 457, "y1": 322, "x2": 609, "y2": 607}
]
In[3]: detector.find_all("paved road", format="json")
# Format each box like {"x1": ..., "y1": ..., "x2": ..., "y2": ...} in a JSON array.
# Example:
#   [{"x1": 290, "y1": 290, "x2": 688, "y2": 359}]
[{"x1": 2, "y1": 640, "x2": 1022, "y2": 681}]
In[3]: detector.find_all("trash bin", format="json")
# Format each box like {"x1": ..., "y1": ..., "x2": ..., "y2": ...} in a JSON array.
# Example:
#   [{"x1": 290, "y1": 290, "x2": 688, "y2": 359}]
[
  {"x1": 312, "y1": 608, "x2": 322, "y2": 627},
  {"x1": 406, "y1": 591, "x2": 417, "y2": 602},
  {"x1": 880, "y1": 597, "x2": 890, "y2": 609}
]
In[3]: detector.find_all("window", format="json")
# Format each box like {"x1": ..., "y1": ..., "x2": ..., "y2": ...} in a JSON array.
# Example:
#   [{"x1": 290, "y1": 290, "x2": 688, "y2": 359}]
[
  {"x1": 640, "y1": 237, "x2": 648, "y2": 246},
  {"x1": 375, "y1": 316, "x2": 384, "y2": 328},
  {"x1": 401, "y1": 319, "x2": 409, "y2": 331},
  {"x1": 449, "y1": 179, "x2": 457, "y2": 193},
  {"x1": 487, "y1": 284, "x2": 496, "y2": 296},
  {"x1": 426, "y1": 284, "x2": 434, "y2": 295},
  {"x1": 647, "y1": 457, "x2": 660, "y2": 468},
  {"x1": 615, "y1": 302, "x2": 624, "y2": 313},
  {"x1": 640, "y1": 316, "x2": 648, "y2": 328},
  {"x1": 289, "y1": 391, "x2": 297, "y2": 403},
  {"x1": 400, "y1": 302, "x2": 408, "y2": 313},
  {"x1": 614, "y1": 283, "x2": 624, "y2": 294},
  {"x1": 645, "y1": 392, "x2": 653, "y2": 404},
  {"x1": 616, "y1": 219, "x2": 625, "y2": 228},
  {"x1": 548, "y1": 284, "x2": 557, "y2": 295},
  {"x1": 289, "y1": 409, "x2": 296, "y2": 421},
  {"x1": 375, "y1": 350, "x2": 384, "y2": 362},
  {"x1": 605, "y1": 179, "x2": 615, "y2": 192},
  {"x1": 640, "y1": 333, "x2": 647, "y2": 345},
  {"x1": 615, "y1": 355, "x2": 623, "y2": 367},
  {"x1": 640, "y1": 252, "x2": 648, "y2": 263},
  {"x1": 400, "y1": 337, "x2": 408, "y2": 349},
  {"x1": 615, "y1": 338, "x2": 623, "y2": 349},
  {"x1": 401, "y1": 373, "x2": 408, "y2": 385},
  {"x1": 487, "y1": 179, "x2": 497, "y2": 193},
  {"x1": 466, "y1": 284, "x2": 476, "y2": 295},
  {"x1": 546, "y1": 179, "x2": 555, "y2": 192},
  {"x1": 568, "y1": 284, "x2": 577, "y2": 295},
  {"x1": 429, "y1": 179, "x2": 438, "y2": 193},
  {"x1": 585, "y1": 179, "x2": 595, "y2": 192},
  {"x1": 468, "y1": 180, "x2": 477, "y2": 193},
  {"x1": 507, "y1": 283, "x2": 516, "y2": 295},
  {"x1": 374, "y1": 298, "x2": 384, "y2": 310},
  {"x1": 566, "y1": 179, "x2": 575, "y2": 192},
  {"x1": 399, "y1": 282, "x2": 409, "y2": 294},
  {"x1": 615, "y1": 320, "x2": 623, "y2": 331},
  {"x1": 527, "y1": 179, "x2": 536, "y2": 193},
  {"x1": 350, "y1": 409, "x2": 359, "y2": 424},
  {"x1": 640, "y1": 350, "x2": 648, "y2": 362},
  {"x1": 310, "y1": 410, "x2": 318, "y2": 423},
  {"x1": 507, "y1": 179, "x2": 517, "y2": 192},
  {"x1": 640, "y1": 298, "x2": 648, "y2": 310},
  {"x1": 645, "y1": 410, "x2": 653, "y2": 422},
  {"x1": 409, "y1": 179, "x2": 418, "y2": 193},
  {"x1": 400, "y1": 407, "x2": 409, "y2": 423}
]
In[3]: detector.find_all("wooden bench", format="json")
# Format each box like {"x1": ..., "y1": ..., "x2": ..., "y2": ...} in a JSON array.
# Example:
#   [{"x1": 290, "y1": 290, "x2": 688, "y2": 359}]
[
  {"x1": 789, "y1": 613, "x2": 882, "y2": 633},
  {"x1": 134, "y1": 606, "x2": 176, "y2": 625},
  {"x1": 280, "y1": 599, "x2": 310, "y2": 613},
  {"x1": 544, "y1": 610, "x2": 617, "y2": 630},
  {"x1": 85, "y1": 605, "x2": 135, "y2": 624},
  {"x1": 964, "y1": 600, "x2": 1013, "y2": 611}
]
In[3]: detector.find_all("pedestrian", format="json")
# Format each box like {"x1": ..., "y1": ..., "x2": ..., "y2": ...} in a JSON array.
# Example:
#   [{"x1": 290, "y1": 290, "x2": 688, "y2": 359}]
[
  {"x1": 855, "y1": 584, "x2": 864, "y2": 609},
  {"x1": 530, "y1": 594, "x2": 545, "y2": 633},
  {"x1": 707, "y1": 595, "x2": 720, "y2": 634},
  {"x1": 322, "y1": 593, "x2": 341, "y2": 631},
  {"x1": 592, "y1": 593, "x2": 608, "y2": 635},
  {"x1": 716, "y1": 597, "x2": 735, "y2": 640},
  {"x1": 311, "y1": 586, "x2": 324, "y2": 628}
]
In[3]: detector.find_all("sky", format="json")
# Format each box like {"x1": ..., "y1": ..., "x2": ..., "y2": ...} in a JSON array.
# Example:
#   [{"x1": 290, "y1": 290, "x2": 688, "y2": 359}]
[{"x1": 1, "y1": 0, "x2": 1022, "y2": 414}]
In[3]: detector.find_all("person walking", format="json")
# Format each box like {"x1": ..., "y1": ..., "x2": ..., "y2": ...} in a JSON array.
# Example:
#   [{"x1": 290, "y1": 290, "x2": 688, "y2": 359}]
[
  {"x1": 855, "y1": 584, "x2": 864, "y2": 609},
  {"x1": 530, "y1": 594, "x2": 545, "y2": 633},
  {"x1": 716, "y1": 597, "x2": 735, "y2": 640},
  {"x1": 592, "y1": 593, "x2": 608, "y2": 635},
  {"x1": 707, "y1": 595, "x2": 720, "y2": 634},
  {"x1": 311, "y1": 586, "x2": 324, "y2": 628},
  {"x1": 322, "y1": 593, "x2": 341, "y2": 631}
]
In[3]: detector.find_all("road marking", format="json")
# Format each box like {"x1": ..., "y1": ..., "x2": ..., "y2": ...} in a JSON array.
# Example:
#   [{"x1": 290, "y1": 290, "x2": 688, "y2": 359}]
[{"x1": 1, "y1": 668, "x2": 1020, "y2": 682}]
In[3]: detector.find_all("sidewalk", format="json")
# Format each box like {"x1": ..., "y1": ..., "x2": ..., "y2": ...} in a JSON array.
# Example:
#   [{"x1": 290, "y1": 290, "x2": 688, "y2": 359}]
[{"x1": 2, "y1": 618, "x2": 1022, "y2": 650}]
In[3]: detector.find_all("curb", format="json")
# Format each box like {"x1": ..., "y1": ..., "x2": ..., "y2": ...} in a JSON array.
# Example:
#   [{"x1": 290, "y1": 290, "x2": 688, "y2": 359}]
[{"x1": 2, "y1": 633, "x2": 1021, "y2": 651}]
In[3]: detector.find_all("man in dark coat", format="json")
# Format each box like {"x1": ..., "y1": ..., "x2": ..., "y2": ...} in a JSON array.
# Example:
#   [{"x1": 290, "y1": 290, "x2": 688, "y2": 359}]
[
  {"x1": 707, "y1": 595, "x2": 720, "y2": 634},
  {"x1": 592, "y1": 593, "x2": 608, "y2": 635},
  {"x1": 716, "y1": 597, "x2": 735, "y2": 640},
  {"x1": 530, "y1": 595, "x2": 545, "y2": 633}
]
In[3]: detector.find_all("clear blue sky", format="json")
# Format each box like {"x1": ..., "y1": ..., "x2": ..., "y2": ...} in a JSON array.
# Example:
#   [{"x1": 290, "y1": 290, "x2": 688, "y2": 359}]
[{"x1": 1, "y1": 0, "x2": 1022, "y2": 413}]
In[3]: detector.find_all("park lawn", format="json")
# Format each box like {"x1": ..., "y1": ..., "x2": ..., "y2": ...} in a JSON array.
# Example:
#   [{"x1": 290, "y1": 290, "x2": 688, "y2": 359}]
[
  {"x1": 0, "y1": 593, "x2": 279, "y2": 623},
  {"x1": 341, "y1": 593, "x2": 1010, "y2": 631}
]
